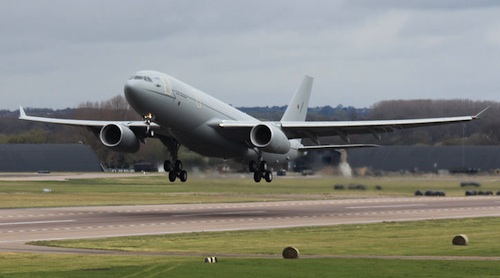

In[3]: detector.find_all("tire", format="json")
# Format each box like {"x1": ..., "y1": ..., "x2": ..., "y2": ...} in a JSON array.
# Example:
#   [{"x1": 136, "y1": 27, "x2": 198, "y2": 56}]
[
  {"x1": 174, "y1": 160, "x2": 183, "y2": 172},
  {"x1": 264, "y1": 171, "x2": 273, "y2": 182},
  {"x1": 179, "y1": 170, "x2": 188, "y2": 182},
  {"x1": 260, "y1": 161, "x2": 268, "y2": 172},
  {"x1": 168, "y1": 171, "x2": 177, "y2": 182},
  {"x1": 253, "y1": 171, "x2": 262, "y2": 183}
]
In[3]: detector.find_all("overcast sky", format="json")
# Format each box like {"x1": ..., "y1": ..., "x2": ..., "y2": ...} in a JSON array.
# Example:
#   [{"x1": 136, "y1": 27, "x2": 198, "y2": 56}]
[{"x1": 2, "y1": 0, "x2": 500, "y2": 110}]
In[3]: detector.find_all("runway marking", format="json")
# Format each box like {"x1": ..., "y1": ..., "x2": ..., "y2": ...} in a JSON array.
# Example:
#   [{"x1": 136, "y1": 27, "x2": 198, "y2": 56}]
[
  {"x1": 3, "y1": 206, "x2": 500, "y2": 236},
  {"x1": 172, "y1": 211, "x2": 267, "y2": 217},
  {"x1": 347, "y1": 204, "x2": 426, "y2": 209},
  {"x1": 0, "y1": 220, "x2": 76, "y2": 226}
]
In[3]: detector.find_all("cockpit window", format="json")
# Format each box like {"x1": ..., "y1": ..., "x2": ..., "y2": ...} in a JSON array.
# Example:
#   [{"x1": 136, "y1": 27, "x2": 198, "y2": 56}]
[{"x1": 129, "y1": 75, "x2": 153, "y2": 82}]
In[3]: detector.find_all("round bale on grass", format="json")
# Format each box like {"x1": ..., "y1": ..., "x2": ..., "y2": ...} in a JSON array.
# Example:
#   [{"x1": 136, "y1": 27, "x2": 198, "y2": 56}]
[
  {"x1": 452, "y1": 234, "x2": 469, "y2": 246},
  {"x1": 282, "y1": 246, "x2": 300, "y2": 259}
]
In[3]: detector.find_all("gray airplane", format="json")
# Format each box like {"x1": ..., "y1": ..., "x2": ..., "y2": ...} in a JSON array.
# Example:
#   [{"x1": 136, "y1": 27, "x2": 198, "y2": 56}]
[{"x1": 19, "y1": 70, "x2": 488, "y2": 182}]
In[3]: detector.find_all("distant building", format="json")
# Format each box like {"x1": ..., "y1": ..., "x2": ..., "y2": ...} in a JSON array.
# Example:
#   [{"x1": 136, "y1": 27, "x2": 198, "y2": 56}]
[
  {"x1": 348, "y1": 146, "x2": 500, "y2": 174},
  {"x1": 295, "y1": 146, "x2": 500, "y2": 174},
  {"x1": 0, "y1": 144, "x2": 102, "y2": 172}
]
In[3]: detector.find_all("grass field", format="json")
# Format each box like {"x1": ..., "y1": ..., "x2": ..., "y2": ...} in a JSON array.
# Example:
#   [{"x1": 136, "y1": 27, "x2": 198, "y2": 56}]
[
  {"x1": 0, "y1": 173, "x2": 499, "y2": 208},
  {"x1": 1, "y1": 173, "x2": 500, "y2": 277},
  {"x1": 1, "y1": 253, "x2": 499, "y2": 277}
]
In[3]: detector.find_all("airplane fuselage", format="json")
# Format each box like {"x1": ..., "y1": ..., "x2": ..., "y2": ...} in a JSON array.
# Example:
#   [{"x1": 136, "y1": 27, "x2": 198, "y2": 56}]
[{"x1": 124, "y1": 70, "x2": 301, "y2": 167}]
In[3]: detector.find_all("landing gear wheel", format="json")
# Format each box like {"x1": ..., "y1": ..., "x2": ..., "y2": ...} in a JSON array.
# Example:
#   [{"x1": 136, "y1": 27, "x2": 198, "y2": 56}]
[
  {"x1": 179, "y1": 170, "x2": 188, "y2": 182},
  {"x1": 260, "y1": 161, "x2": 268, "y2": 172},
  {"x1": 264, "y1": 171, "x2": 273, "y2": 183},
  {"x1": 253, "y1": 171, "x2": 262, "y2": 183},
  {"x1": 164, "y1": 160, "x2": 172, "y2": 172},
  {"x1": 174, "y1": 160, "x2": 183, "y2": 172},
  {"x1": 168, "y1": 171, "x2": 177, "y2": 182}
]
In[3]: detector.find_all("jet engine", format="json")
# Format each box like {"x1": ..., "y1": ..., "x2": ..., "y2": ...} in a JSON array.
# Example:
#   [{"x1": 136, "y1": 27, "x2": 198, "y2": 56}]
[
  {"x1": 250, "y1": 124, "x2": 290, "y2": 154},
  {"x1": 99, "y1": 124, "x2": 140, "y2": 153}
]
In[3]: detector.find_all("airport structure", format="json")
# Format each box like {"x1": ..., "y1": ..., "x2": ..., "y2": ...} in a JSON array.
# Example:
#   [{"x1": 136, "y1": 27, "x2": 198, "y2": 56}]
[
  {"x1": 1, "y1": 144, "x2": 499, "y2": 174},
  {"x1": 0, "y1": 144, "x2": 102, "y2": 172},
  {"x1": 295, "y1": 146, "x2": 500, "y2": 174},
  {"x1": 347, "y1": 146, "x2": 500, "y2": 174}
]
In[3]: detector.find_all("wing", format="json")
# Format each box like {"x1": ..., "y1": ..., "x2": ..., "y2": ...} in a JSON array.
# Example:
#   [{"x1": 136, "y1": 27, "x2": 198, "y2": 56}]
[
  {"x1": 219, "y1": 107, "x2": 489, "y2": 144},
  {"x1": 18, "y1": 107, "x2": 169, "y2": 137}
]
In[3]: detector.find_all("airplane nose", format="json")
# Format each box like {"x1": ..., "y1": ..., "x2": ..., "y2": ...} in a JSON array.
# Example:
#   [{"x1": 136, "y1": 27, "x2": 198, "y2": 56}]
[
  {"x1": 124, "y1": 80, "x2": 140, "y2": 98},
  {"x1": 124, "y1": 80, "x2": 144, "y2": 111}
]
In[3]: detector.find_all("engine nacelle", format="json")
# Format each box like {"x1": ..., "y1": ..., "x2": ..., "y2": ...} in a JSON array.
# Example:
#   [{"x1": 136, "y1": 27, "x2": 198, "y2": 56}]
[
  {"x1": 99, "y1": 124, "x2": 140, "y2": 153},
  {"x1": 250, "y1": 124, "x2": 290, "y2": 154}
]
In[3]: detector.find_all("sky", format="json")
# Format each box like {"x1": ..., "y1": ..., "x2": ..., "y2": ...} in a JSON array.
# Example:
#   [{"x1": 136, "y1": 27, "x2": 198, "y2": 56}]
[{"x1": 2, "y1": 0, "x2": 500, "y2": 110}]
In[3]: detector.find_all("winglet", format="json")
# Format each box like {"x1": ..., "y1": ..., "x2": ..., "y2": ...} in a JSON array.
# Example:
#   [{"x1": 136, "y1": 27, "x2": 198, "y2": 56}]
[
  {"x1": 19, "y1": 106, "x2": 27, "y2": 119},
  {"x1": 473, "y1": 106, "x2": 490, "y2": 120}
]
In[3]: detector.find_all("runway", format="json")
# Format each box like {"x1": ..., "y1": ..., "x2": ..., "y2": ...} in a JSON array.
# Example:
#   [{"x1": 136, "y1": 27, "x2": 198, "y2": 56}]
[{"x1": 1, "y1": 196, "x2": 500, "y2": 253}]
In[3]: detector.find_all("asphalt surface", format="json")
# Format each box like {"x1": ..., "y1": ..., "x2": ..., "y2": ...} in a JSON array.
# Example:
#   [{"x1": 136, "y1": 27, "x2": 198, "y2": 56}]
[{"x1": 1, "y1": 196, "x2": 500, "y2": 254}]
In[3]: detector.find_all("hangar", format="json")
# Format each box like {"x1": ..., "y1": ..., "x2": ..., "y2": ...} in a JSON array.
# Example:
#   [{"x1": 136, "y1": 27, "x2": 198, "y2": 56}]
[
  {"x1": 347, "y1": 146, "x2": 500, "y2": 173},
  {"x1": 0, "y1": 144, "x2": 103, "y2": 172}
]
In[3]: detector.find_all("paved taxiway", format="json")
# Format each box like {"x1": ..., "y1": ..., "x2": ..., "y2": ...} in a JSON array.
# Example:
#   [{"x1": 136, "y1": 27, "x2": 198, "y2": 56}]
[{"x1": 1, "y1": 196, "x2": 500, "y2": 253}]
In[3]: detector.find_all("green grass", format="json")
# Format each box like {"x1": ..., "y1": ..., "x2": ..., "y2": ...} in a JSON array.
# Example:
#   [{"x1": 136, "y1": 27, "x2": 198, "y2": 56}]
[
  {"x1": 11, "y1": 217, "x2": 500, "y2": 277},
  {"x1": 2, "y1": 174, "x2": 500, "y2": 277},
  {"x1": 0, "y1": 173, "x2": 498, "y2": 208},
  {"x1": 34, "y1": 218, "x2": 500, "y2": 257},
  {"x1": 1, "y1": 254, "x2": 499, "y2": 278}
]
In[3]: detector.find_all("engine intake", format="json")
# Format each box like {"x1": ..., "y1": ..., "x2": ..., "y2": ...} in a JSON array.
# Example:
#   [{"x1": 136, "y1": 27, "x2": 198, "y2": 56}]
[
  {"x1": 99, "y1": 124, "x2": 140, "y2": 153},
  {"x1": 250, "y1": 124, "x2": 290, "y2": 154}
]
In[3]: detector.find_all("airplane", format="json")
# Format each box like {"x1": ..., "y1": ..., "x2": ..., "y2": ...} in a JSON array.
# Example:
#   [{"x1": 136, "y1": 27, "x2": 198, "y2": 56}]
[{"x1": 19, "y1": 70, "x2": 488, "y2": 183}]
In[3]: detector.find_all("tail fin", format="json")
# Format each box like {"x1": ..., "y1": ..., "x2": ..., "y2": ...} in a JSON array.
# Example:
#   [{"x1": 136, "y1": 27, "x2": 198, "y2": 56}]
[{"x1": 280, "y1": 74, "x2": 313, "y2": 122}]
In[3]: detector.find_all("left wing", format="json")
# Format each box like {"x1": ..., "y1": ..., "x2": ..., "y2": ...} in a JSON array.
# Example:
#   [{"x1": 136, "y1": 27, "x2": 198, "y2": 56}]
[
  {"x1": 282, "y1": 109, "x2": 488, "y2": 142},
  {"x1": 219, "y1": 107, "x2": 489, "y2": 143}
]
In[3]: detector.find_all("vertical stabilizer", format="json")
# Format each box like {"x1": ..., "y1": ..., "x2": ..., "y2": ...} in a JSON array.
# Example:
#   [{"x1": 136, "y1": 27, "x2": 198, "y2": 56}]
[{"x1": 280, "y1": 75, "x2": 313, "y2": 122}]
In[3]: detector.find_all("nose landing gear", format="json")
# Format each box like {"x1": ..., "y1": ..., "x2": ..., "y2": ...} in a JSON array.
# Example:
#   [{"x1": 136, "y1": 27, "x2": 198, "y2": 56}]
[{"x1": 143, "y1": 113, "x2": 155, "y2": 137}]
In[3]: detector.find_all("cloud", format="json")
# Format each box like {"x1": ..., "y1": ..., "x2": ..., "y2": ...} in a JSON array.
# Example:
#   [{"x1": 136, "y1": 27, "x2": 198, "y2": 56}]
[{"x1": 1, "y1": 1, "x2": 500, "y2": 110}]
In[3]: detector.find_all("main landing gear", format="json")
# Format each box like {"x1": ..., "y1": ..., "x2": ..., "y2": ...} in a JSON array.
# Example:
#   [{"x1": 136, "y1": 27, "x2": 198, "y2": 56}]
[
  {"x1": 143, "y1": 113, "x2": 186, "y2": 182},
  {"x1": 161, "y1": 137, "x2": 187, "y2": 183},
  {"x1": 164, "y1": 159, "x2": 187, "y2": 182},
  {"x1": 249, "y1": 160, "x2": 273, "y2": 183}
]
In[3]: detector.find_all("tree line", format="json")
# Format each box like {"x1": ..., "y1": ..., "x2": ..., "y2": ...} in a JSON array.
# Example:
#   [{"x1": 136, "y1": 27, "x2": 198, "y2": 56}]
[{"x1": 0, "y1": 96, "x2": 497, "y2": 169}]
